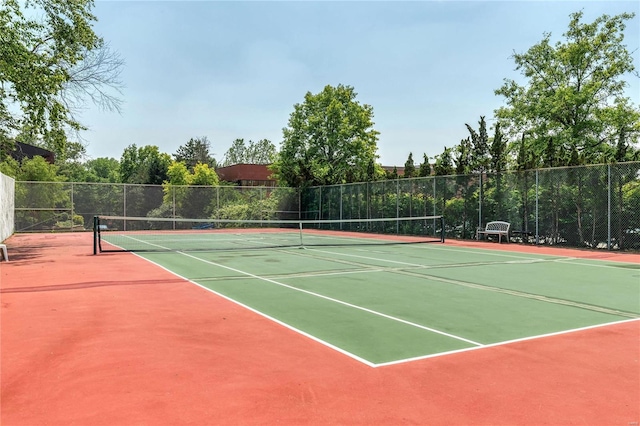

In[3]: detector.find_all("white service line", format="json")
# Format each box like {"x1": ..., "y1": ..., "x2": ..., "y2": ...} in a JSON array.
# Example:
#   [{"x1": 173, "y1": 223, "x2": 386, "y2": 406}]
[
  {"x1": 178, "y1": 251, "x2": 483, "y2": 347},
  {"x1": 375, "y1": 317, "x2": 640, "y2": 368},
  {"x1": 123, "y1": 250, "x2": 377, "y2": 367}
]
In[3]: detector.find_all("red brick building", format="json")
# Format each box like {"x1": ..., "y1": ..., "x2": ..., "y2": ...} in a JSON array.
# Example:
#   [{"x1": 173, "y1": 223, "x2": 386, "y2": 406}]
[
  {"x1": 381, "y1": 166, "x2": 406, "y2": 177},
  {"x1": 215, "y1": 164, "x2": 276, "y2": 187},
  {"x1": 216, "y1": 164, "x2": 416, "y2": 186}
]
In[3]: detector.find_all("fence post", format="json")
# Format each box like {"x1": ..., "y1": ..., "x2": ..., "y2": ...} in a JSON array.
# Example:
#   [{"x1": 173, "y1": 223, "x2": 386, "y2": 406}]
[
  {"x1": 123, "y1": 185, "x2": 127, "y2": 231},
  {"x1": 396, "y1": 178, "x2": 400, "y2": 233},
  {"x1": 70, "y1": 182, "x2": 74, "y2": 232},
  {"x1": 607, "y1": 164, "x2": 611, "y2": 250},
  {"x1": 366, "y1": 182, "x2": 370, "y2": 220},
  {"x1": 478, "y1": 172, "x2": 483, "y2": 229},
  {"x1": 535, "y1": 170, "x2": 539, "y2": 245},
  {"x1": 340, "y1": 184, "x2": 343, "y2": 229}
]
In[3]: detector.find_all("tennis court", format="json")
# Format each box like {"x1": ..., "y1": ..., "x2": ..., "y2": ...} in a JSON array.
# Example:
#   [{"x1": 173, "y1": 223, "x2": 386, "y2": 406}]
[
  {"x1": 97, "y1": 221, "x2": 639, "y2": 367},
  {"x1": 2, "y1": 227, "x2": 639, "y2": 425}
]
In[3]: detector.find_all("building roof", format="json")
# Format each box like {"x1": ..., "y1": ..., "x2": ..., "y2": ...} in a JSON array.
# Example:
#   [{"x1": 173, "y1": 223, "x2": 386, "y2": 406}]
[
  {"x1": 381, "y1": 166, "x2": 406, "y2": 176},
  {"x1": 11, "y1": 142, "x2": 55, "y2": 164},
  {"x1": 215, "y1": 163, "x2": 275, "y2": 185}
]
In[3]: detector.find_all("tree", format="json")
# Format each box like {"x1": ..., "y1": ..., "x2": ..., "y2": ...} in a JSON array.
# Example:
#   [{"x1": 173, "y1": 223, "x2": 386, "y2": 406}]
[
  {"x1": 84, "y1": 157, "x2": 120, "y2": 182},
  {"x1": 13, "y1": 156, "x2": 71, "y2": 230},
  {"x1": 495, "y1": 11, "x2": 640, "y2": 167},
  {"x1": 433, "y1": 148, "x2": 454, "y2": 176},
  {"x1": 223, "y1": 139, "x2": 246, "y2": 166},
  {"x1": 222, "y1": 138, "x2": 276, "y2": 166},
  {"x1": 403, "y1": 152, "x2": 416, "y2": 178},
  {"x1": 454, "y1": 138, "x2": 472, "y2": 176},
  {"x1": 271, "y1": 84, "x2": 380, "y2": 187},
  {"x1": 0, "y1": 0, "x2": 123, "y2": 155},
  {"x1": 465, "y1": 116, "x2": 490, "y2": 173},
  {"x1": 163, "y1": 160, "x2": 219, "y2": 218},
  {"x1": 174, "y1": 137, "x2": 216, "y2": 171},
  {"x1": 487, "y1": 123, "x2": 508, "y2": 219},
  {"x1": 119, "y1": 144, "x2": 171, "y2": 184},
  {"x1": 61, "y1": 43, "x2": 124, "y2": 118},
  {"x1": 15, "y1": 156, "x2": 60, "y2": 182},
  {"x1": 191, "y1": 163, "x2": 219, "y2": 186},
  {"x1": 418, "y1": 153, "x2": 431, "y2": 177}
]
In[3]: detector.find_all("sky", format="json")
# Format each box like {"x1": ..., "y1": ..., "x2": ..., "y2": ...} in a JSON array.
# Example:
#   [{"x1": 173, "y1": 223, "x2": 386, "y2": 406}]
[{"x1": 80, "y1": 0, "x2": 640, "y2": 167}]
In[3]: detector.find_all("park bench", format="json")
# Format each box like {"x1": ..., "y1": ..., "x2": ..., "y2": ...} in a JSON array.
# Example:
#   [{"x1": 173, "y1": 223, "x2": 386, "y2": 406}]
[{"x1": 476, "y1": 221, "x2": 510, "y2": 243}]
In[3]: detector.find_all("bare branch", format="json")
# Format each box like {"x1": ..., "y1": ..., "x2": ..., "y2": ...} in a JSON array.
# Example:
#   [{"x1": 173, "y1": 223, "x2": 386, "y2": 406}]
[{"x1": 61, "y1": 42, "x2": 125, "y2": 115}]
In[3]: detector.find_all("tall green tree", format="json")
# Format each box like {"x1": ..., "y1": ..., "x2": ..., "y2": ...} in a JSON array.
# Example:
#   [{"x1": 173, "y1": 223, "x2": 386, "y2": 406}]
[
  {"x1": 495, "y1": 11, "x2": 640, "y2": 167},
  {"x1": 403, "y1": 152, "x2": 416, "y2": 178},
  {"x1": 15, "y1": 156, "x2": 60, "y2": 182},
  {"x1": 271, "y1": 84, "x2": 380, "y2": 187},
  {"x1": 489, "y1": 123, "x2": 507, "y2": 174},
  {"x1": 433, "y1": 148, "x2": 454, "y2": 176},
  {"x1": 454, "y1": 138, "x2": 472, "y2": 175},
  {"x1": 0, "y1": 0, "x2": 123, "y2": 156},
  {"x1": 119, "y1": 144, "x2": 171, "y2": 184},
  {"x1": 85, "y1": 157, "x2": 120, "y2": 182},
  {"x1": 418, "y1": 153, "x2": 431, "y2": 177},
  {"x1": 465, "y1": 116, "x2": 490, "y2": 172},
  {"x1": 163, "y1": 160, "x2": 219, "y2": 218},
  {"x1": 486, "y1": 123, "x2": 509, "y2": 219},
  {"x1": 222, "y1": 138, "x2": 276, "y2": 166},
  {"x1": 174, "y1": 137, "x2": 216, "y2": 171}
]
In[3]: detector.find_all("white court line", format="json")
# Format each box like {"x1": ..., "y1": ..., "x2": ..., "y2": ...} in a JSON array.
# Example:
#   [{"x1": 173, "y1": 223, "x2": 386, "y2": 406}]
[
  {"x1": 311, "y1": 244, "x2": 639, "y2": 271},
  {"x1": 375, "y1": 317, "x2": 640, "y2": 368},
  {"x1": 307, "y1": 246, "x2": 549, "y2": 269},
  {"x1": 123, "y1": 250, "x2": 377, "y2": 367},
  {"x1": 177, "y1": 251, "x2": 483, "y2": 347},
  {"x1": 115, "y1": 234, "x2": 638, "y2": 367},
  {"x1": 121, "y1": 234, "x2": 481, "y2": 364},
  {"x1": 415, "y1": 243, "x2": 640, "y2": 268}
]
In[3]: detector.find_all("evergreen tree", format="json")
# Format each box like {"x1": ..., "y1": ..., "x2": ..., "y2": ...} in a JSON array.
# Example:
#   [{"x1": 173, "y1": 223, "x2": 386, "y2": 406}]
[
  {"x1": 404, "y1": 152, "x2": 415, "y2": 178},
  {"x1": 418, "y1": 153, "x2": 431, "y2": 177}
]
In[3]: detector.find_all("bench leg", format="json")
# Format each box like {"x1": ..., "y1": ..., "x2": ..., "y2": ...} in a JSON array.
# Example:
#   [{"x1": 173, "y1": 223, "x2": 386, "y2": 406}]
[{"x1": 0, "y1": 244, "x2": 7, "y2": 261}]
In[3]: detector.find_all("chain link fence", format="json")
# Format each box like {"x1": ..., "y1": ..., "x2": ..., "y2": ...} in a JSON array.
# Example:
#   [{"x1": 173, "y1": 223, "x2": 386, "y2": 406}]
[
  {"x1": 300, "y1": 162, "x2": 640, "y2": 251},
  {"x1": 14, "y1": 162, "x2": 640, "y2": 250},
  {"x1": 15, "y1": 183, "x2": 300, "y2": 232}
]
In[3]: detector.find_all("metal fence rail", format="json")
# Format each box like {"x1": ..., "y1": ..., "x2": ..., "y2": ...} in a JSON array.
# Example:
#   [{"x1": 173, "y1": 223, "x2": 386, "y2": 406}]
[
  {"x1": 14, "y1": 162, "x2": 640, "y2": 251},
  {"x1": 300, "y1": 162, "x2": 640, "y2": 251},
  {"x1": 15, "y1": 183, "x2": 300, "y2": 232}
]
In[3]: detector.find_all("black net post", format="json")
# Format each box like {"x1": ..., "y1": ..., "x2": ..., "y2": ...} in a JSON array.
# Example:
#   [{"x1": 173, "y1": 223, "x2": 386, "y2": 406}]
[{"x1": 93, "y1": 216, "x2": 99, "y2": 255}]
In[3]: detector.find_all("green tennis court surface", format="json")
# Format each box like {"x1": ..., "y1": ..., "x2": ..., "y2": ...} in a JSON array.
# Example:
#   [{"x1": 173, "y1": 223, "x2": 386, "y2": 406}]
[{"x1": 103, "y1": 233, "x2": 640, "y2": 367}]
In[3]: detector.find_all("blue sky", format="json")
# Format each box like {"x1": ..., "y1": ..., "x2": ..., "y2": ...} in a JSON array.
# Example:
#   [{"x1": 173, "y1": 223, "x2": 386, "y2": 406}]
[{"x1": 81, "y1": 1, "x2": 640, "y2": 167}]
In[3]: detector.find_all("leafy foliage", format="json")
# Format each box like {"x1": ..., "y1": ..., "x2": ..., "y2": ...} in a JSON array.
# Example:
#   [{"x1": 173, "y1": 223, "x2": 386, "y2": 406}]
[
  {"x1": 495, "y1": 11, "x2": 640, "y2": 167},
  {"x1": 119, "y1": 144, "x2": 171, "y2": 184},
  {"x1": 403, "y1": 152, "x2": 415, "y2": 178},
  {"x1": 222, "y1": 138, "x2": 276, "y2": 166},
  {"x1": 433, "y1": 148, "x2": 454, "y2": 176},
  {"x1": 272, "y1": 84, "x2": 380, "y2": 187},
  {"x1": 0, "y1": 0, "x2": 122, "y2": 155},
  {"x1": 162, "y1": 161, "x2": 219, "y2": 218},
  {"x1": 173, "y1": 137, "x2": 217, "y2": 171},
  {"x1": 418, "y1": 153, "x2": 431, "y2": 177}
]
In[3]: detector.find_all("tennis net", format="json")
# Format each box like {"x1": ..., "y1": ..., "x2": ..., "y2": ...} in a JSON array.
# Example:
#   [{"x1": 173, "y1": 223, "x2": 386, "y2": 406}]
[{"x1": 93, "y1": 215, "x2": 445, "y2": 254}]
